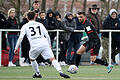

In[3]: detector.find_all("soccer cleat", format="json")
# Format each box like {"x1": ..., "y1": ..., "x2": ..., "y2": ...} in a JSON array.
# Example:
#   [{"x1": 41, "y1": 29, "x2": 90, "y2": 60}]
[
  {"x1": 107, "y1": 65, "x2": 113, "y2": 73},
  {"x1": 60, "y1": 73, "x2": 70, "y2": 78},
  {"x1": 33, "y1": 73, "x2": 42, "y2": 78}
]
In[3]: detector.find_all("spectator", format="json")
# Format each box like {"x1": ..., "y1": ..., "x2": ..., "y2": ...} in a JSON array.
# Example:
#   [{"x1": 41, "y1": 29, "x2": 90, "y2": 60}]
[
  {"x1": 46, "y1": 8, "x2": 57, "y2": 44},
  {"x1": 61, "y1": 12, "x2": 76, "y2": 64},
  {"x1": 87, "y1": 4, "x2": 102, "y2": 34},
  {"x1": 19, "y1": 11, "x2": 30, "y2": 65},
  {"x1": 6, "y1": 8, "x2": 19, "y2": 66},
  {"x1": 54, "y1": 11, "x2": 66, "y2": 65},
  {"x1": 102, "y1": 9, "x2": 120, "y2": 65},
  {"x1": 0, "y1": 12, "x2": 7, "y2": 51},
  {"x1": 39, "y1": 11, "x2": 48, "y2": 28},
  {"x1": 31, "y1": 0, "x2": 40, "y2": 13},
  {"x1": 110, "y1": 9, "x2": 120, "y2": 65},
  {"x1": 66, "y1": 12, "x2": 83, "y2": 64},
  {"x1": 87, "y1": 4, "x2": 102, "y2": 64},
  {"x1": 118, "y1": 14, "x2": 120, "y2": 21}
]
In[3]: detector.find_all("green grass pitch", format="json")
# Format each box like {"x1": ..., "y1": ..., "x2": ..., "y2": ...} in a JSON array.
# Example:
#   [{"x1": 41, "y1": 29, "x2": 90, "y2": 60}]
[{"x1": 0, "y1": 65, "x2": 120, "y2": 80}]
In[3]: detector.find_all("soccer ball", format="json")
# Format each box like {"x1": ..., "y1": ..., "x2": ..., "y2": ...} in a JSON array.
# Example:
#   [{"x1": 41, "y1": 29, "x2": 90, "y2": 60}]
[{"x1": 68, "y1": 65, "x2": 78, "y2": 74}]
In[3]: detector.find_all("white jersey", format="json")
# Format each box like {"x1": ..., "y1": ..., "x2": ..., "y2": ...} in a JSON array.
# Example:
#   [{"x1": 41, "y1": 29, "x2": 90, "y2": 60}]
[{"x1": 15, "y1": 20, "x2": 51, "y2": 49}]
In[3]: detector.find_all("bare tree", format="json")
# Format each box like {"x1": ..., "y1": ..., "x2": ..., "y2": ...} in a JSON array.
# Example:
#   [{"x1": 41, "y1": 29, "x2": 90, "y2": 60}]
[
  {"x1": 0, "y1": 0, "x2": 27, "y2": 23},
  {"x1": 100, "y1": 0, "x2": 120, "y2": 19},
  {"x1": 83, "y1": 0, "x2": 87, "y2": 12},
  {"x1": 70, "y1": 0, "x2": 75, "y2": 12},
  {"x1": 100, "y1": 0, "x2": 111, "y2": 18},
  {"x1": 16, "y1": 0, "x2": 20, "y2": 25},
  {"x1": 29, "y1": 0, "x2": 31, "y2": 9},
  {"x1": 53, "y1": 0, "x2": 59, "y2": 11},
  {"x1": 41, "y1": 0, "x2": 46, "y2": 11},
  {"x1": 116, "y1": 0, "x2": 120, "y2": 11}
]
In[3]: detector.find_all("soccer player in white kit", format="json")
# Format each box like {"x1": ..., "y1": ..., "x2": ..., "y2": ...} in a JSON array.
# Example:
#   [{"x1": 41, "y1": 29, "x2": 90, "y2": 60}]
[{"x1": 14, "y1": 11, "x2": 70, "y2": 78}]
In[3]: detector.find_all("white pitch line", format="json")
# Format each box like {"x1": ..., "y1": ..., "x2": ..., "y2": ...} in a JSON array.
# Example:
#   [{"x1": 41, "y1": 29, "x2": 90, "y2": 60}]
[{"x1": 0, "y1": 76, "x2": 115, "y2": 80}]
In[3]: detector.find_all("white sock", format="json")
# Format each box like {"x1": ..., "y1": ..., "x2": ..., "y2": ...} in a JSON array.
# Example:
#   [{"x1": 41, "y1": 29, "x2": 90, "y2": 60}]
[
  {"x1": 31, "y1": 60, "x2": 40, "y2": 74},
  {"x1": 52, "y1": 60, "x2": 63, "y2": 73}
]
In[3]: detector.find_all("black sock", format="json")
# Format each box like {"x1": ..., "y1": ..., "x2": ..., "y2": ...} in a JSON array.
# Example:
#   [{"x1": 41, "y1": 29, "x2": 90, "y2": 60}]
[
  {"x1": 94, "y1": 59, "x2": 108, "y2": 66},
  {"x1": 75, "y1": 54, "x2": 81, "y2": 67}
]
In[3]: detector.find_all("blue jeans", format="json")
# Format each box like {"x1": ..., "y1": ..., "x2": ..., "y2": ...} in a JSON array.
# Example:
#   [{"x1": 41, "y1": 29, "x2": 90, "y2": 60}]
[
  {"x1": 66, "y1": 39, "x2": 81, "y2": 64},
  {"x1": 7, "y1": 34, "x2": 18, "y2": 61}
]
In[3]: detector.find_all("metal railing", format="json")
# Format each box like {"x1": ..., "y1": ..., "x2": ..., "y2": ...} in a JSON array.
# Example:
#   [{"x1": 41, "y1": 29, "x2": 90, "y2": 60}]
[{"x1": 0, "y1": 29, "x2": 120, "y2": 66}]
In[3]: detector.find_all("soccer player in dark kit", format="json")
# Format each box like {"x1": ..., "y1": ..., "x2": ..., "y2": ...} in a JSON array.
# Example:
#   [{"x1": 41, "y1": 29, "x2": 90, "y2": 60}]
[{"x1": 75, "y1": 11, "x2": 113, "y2": 73}]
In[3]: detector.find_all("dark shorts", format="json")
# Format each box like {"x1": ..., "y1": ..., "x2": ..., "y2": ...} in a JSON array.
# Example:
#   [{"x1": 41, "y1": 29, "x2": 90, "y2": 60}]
[{"x1": 83, "y1": 40, "x2": 100, "y2": 56}]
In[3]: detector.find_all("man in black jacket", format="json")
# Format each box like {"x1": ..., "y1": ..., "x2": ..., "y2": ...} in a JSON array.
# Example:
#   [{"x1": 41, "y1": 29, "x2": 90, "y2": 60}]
[
  {"x1": 0, "y1": 12, "x2": 7, "y2": 50},
  {"x1": 102, "y1": 9, "x2": 120, "y2": 65},
  {"x1": 39, "y1": 11, "x2": 47, "y2": 28},
  {"x1": 73, "y1": 11, "x2": 113, "y2": 73},
  {"x1": 46, "y1": 9, "x2": 57, "y2": 45}
]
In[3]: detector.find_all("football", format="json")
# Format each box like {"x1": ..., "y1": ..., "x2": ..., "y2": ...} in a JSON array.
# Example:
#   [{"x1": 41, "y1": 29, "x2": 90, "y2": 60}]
[{"x1": 68, "y1": 65, "x2": 78, "y2": 74}]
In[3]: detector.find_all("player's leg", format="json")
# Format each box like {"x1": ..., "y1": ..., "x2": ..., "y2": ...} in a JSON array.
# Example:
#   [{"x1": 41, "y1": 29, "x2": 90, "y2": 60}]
[
  {"x1": 41, "y1": 45, "x2": 70, "y2": 78},
  {"x1": 75, "y1": 44, "x2": 86, "y2": 67},
  {"x1": 91, "y1": 44, "x2": 113, "y2": 73},
  {"x1": 30, "y1": 59, "x2": 42, "y2": 78},
  {"x1": 49, "y1": 57, "x2": 70, "y2": 78},
  {"x1": 29, "y1": 48, "x2": 42, "y2": 78}
]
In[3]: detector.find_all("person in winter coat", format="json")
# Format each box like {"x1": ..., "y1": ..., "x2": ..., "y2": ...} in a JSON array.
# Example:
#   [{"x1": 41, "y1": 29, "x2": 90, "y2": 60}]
[
  {"x1": 46, "y1": 8, "x2": 57, "y2": 44},
  {"x1": 6, "y1": 8, "x2": 19, "y2": 66},
  {"x1": 54, "y1": 11, "x2": 67, "y2": 65},
  {"x1": 87, "y1": 4, "x2": 102, "y2": 64},
  {"x1": 66, "y1": 12, "x2": 83, "y2": 64},
  {"x1": 102, "y1": 9, "x2": 120, "y2": 65},
  {"x1": 39, "y1": 11, "x2": 48, "y2": 28},
  {"x1": 87, "y1": 4, "x2": 102, "y2": 34},
  {"x1": 0, "y1": 12, "x2": 7, "y2": 51},
  {"x1": 61, "y1": 12, "x2": 76, "y2": 64}
]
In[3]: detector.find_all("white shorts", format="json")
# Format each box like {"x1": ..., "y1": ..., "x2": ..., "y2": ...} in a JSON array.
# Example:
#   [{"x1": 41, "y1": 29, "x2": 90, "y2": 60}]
[{"x1": 29, "y1": 45, "x2": 54, "y2": 60}]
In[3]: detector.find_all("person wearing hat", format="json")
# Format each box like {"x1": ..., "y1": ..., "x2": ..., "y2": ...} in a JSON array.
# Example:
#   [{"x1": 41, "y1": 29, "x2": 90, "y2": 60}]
[
  {"x1": 102, "y1": 9, "x2": 120, "y2": 65},
  {"x1": 87, "y1": 4, "x2": 102, "y2": 64},
  {"x1": 87, "y1": 4, "x2": 102, "y2": 34}
]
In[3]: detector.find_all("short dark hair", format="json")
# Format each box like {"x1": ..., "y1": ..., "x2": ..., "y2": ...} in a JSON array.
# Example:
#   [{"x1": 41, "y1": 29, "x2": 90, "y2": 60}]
[
  {"x1": 39, "y1": 11, "x2": 45, "y2": 14},
  {"x1": 77, "y1": 11, "x2": 86, "y2": 16},
  {"x1": 27, "y1": 11, "x2": 35, "y2": 20},
  {"x1": 33, "y1": 0, "x2": 39, "y2": 4},
  {"x1": 32, "y1": 0, "x2": 39, "y2": 6}
]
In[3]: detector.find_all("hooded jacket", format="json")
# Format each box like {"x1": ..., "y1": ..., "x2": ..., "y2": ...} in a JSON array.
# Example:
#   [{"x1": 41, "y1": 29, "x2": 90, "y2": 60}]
[
  {"x1": 0, "y1": 13, "x2": 6, "y2": 29},
  {"x1": 46, "y1": 9, "x2": 57, "y2": 30},
  {"x1": 102, "y1": 9, "x2": 120, "y2": 40},
  {"x1": 61, "y1": 12, "x2": 76, "y2": 41}
]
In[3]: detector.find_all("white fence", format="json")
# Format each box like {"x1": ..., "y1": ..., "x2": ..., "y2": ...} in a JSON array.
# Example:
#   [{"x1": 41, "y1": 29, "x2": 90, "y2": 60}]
[{"x1": 0, "y1": 29, "x2": 120, "y2": 66}]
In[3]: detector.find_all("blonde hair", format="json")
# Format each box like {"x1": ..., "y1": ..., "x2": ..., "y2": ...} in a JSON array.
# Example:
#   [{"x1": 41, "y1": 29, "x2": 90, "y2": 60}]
[{"x1": 8, "y1": 8, "x2": 16, "y2": 17}]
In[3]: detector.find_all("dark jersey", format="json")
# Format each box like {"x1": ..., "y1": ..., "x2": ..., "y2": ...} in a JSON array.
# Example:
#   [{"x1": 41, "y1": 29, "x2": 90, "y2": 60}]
[
  {"x1": 83, "y1": 19, "x2": 99, "y2": 41},
  {"x1": 82, "y1": 19, "x2": 100, "y2": 55}
]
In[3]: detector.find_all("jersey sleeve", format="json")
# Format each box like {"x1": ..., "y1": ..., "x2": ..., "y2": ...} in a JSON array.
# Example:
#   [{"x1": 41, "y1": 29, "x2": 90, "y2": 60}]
[{"x1": 15, "y1": 26, "x2": 26, "y2": 49}]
